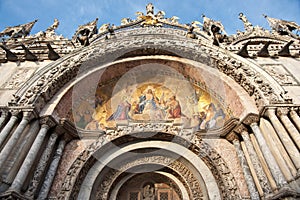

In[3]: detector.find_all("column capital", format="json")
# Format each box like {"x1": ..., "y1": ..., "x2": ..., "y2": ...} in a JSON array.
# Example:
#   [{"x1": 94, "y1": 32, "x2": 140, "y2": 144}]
[
  {"x1": 9, "y1": 109, "x2": 21, "y2": 117},
  {"x1": 276, "y1": 107, "x2": 289, "y2": 116},
  {"x1": 22, "y1": 111, "x2": 36, "y2": 121},
  {"x1": 233, "y1": 124, "x2": 248, "y2": 135},
  {"x1": 40, "y1": 116, "x2": 57, "y2": 129},
  {"x1": 59, "y1": 118, "x2": 80, "y2": 142},
  {"x1": 226, "y1": 132, "x2": 240, "y2": 143},
  {"x1": 0, "y1": 107, "x2": 9, "y2": 117},
  {"x1": 289, "y1": 107, "x2": 300, "y2": 116},
  {"x1": 242, "y1": 113, "x2": 259, "y2": 126}
]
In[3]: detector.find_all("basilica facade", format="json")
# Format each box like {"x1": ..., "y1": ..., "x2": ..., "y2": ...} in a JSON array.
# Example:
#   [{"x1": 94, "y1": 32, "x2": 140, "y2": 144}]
[{"x1": 0, "y1": 3, "x2": 300, "y2": 200}]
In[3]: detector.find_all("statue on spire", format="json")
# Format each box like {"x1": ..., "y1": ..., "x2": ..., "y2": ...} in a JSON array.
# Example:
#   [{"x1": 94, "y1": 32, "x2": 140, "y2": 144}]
[{"x1": 238, "y1": 13, "x2": 253, "y2": 32}]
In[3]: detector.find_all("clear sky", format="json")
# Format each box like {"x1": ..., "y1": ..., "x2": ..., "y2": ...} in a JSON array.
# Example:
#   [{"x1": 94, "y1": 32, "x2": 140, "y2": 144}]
[{"x1": 0, "y1": 0, "x2": 299, "y2": 38}]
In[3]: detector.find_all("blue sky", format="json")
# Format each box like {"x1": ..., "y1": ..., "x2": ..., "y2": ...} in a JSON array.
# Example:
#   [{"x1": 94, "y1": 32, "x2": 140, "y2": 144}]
[{"x1": 0, "y1": 0, "x2": 299, "y2": 38}]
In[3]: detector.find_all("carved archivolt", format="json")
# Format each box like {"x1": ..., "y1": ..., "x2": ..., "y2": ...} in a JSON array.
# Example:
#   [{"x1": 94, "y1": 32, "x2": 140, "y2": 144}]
[
  {"x1": 10, "y1": 27, "x2": 286, "y2": 113},
  {"x1": 57, "y1": 128, "x2": 240, "y2": 199},
  {"x1": 95, "y1": 156, "x2": 203, "y2": 200}
]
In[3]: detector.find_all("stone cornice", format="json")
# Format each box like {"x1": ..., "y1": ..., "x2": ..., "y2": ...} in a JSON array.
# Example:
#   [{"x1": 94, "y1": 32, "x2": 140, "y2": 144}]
[{"x1": 259, "y1": 105, "x2": 300, "y2": 118}]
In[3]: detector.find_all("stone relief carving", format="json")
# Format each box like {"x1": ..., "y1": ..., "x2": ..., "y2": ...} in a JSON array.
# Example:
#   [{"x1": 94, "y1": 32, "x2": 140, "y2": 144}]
[
  {"x1": 1, "y1": 68, "x2": 36, "y2": 89},
  {"x1": 261, "y1": 64, "x2": 298, "y2": 86}
]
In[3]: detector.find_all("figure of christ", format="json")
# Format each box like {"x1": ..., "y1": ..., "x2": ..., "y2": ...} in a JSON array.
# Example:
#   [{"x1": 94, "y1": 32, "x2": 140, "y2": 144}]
[{"x1": 137, "y1": 89, "x2": 166, "y2": 120}]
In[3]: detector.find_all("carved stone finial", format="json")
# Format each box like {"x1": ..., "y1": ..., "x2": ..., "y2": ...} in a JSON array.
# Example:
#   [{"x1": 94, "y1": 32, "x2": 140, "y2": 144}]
[
  {"x1": 45, "y1": 18, "x2": 59, "y2": 35},
  {"x1": 264, "y1": 14, "x2": 300, "y2": 39},
  {"x1": 0, "y1": 20, "x2": 38, "y2": 39},
  {"x1": 135, "y1": 3, "x2": 166, "y2": 27},
  {"x1": 238, "y1": 13, "x2": 253, "y2": 32},
  {"x1": 73, "y1": 18, "x2": 98, "y2": 46}
]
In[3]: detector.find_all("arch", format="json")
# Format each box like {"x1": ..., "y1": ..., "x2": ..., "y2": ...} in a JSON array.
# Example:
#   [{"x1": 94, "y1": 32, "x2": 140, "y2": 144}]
[
  {"x1": 58, "y1": 131, "x2": 239, "y2": 199},
  {"x1": 108, "y1": 171, "x2": 190, "y2": 200},
  {"x1": 10, "y1": 27, "x2": 286, "y2": 114}
]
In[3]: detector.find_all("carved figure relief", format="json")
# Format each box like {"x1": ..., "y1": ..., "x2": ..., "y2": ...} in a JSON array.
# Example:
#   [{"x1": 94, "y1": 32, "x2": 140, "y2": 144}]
[
  {"x1": 261, "y1": 64, "x2": 298, "y2": 86},
  {"x1": 1, "y1": 67, "x2": 36, "y2": 89}
]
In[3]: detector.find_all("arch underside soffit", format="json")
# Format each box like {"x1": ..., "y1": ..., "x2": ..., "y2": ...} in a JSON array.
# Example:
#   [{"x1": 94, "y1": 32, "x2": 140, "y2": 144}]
[
  {"x1": 10, "y1": 27, "x2": 287, "y2": 116},
  {"x1": 57, "y1": 132, "x2": 240, "y2": 200}
]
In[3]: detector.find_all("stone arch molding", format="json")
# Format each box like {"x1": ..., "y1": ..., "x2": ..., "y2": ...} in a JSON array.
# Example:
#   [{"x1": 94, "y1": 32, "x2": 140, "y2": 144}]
[
  {"x1": 57, "y1": 128, "x2": 240, "y2": 200},
  {"x1": 9, "y1": 27, "x2": 288, "y2": 113}
]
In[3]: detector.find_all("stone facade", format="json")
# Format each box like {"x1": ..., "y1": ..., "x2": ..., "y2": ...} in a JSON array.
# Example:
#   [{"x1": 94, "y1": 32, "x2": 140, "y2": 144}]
[{"x1": 0, "y1": 3, "x2": 299, "y2": 200}]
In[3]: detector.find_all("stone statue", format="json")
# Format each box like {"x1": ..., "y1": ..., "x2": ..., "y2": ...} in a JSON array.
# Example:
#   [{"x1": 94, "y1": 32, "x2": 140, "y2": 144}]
[
  {"x1": 202, "y1": 14, "x2": 227, "y2": 45},
  {"x1": 146, "y1": 3, "x2": 154, "y2": 16},
  {"x1": 142, "y1": 184, "x2": 155, "y2": 200},
  {"x1": 0, "y1": 20, "x2": 38, "y2": 38},
  {"x1": 73, "y1": 18, "x2": 98, "y2": 46},
  {"x1": 238, "y1": 13, "x2": 253, "y2": 32}
]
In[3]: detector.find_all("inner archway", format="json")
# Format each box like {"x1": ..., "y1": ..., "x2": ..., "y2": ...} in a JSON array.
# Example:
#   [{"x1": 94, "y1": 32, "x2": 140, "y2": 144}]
[{"x1": 116, "y1": 172, "x2": 183, "y2": 200}]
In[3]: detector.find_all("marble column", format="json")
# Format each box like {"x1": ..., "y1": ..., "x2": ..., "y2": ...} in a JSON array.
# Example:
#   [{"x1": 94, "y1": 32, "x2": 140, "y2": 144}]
[
  {"x1": 250, "y1": 134, "x2": 277, "y2": 191},
  {"x1": 0, "y1": 111, "x2": 31, "y2": 167},
  {"x1": 233, "y1": 139, "x2": 260, "y2": 200},
  {"x1": 0, "y1": 111, "x2": 19, "y2": 148},
  {"x1": 9, "y1": 116, "x2": 56, "y2": 192},
  {"x1": 259, "y1": 118, "x2": 297, "y2": 180},
  {"x1": 250, "y1": 123, "x2": 287, "y2": 188},
  {"x1": 1, "y1": 120, "x2": 40, "y2": 186},
  {"x1": 241, "y1": 141, "x2": 264, "y2": 196},
  {"x1": 241, "y1": 131, "x2": 272, "y2": 195},
  {"x1": 266, "y1": 108, "x2": 300, "y2": 170},
  {"x1": 25, "y1": 132, "x2": 58, "y2": 198},
  {"x1": 277, "y1": 107, "x2": 300, "y2": 150},
  {"x1": 38, "y1": 139, "x2": 66, "y2": 199},
  {"x1": 289, "y1": 108, "x2": 300, "y2": 131},
  {"x1": 0, "y1": 109, "x2": 8, "y2": 130}
]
